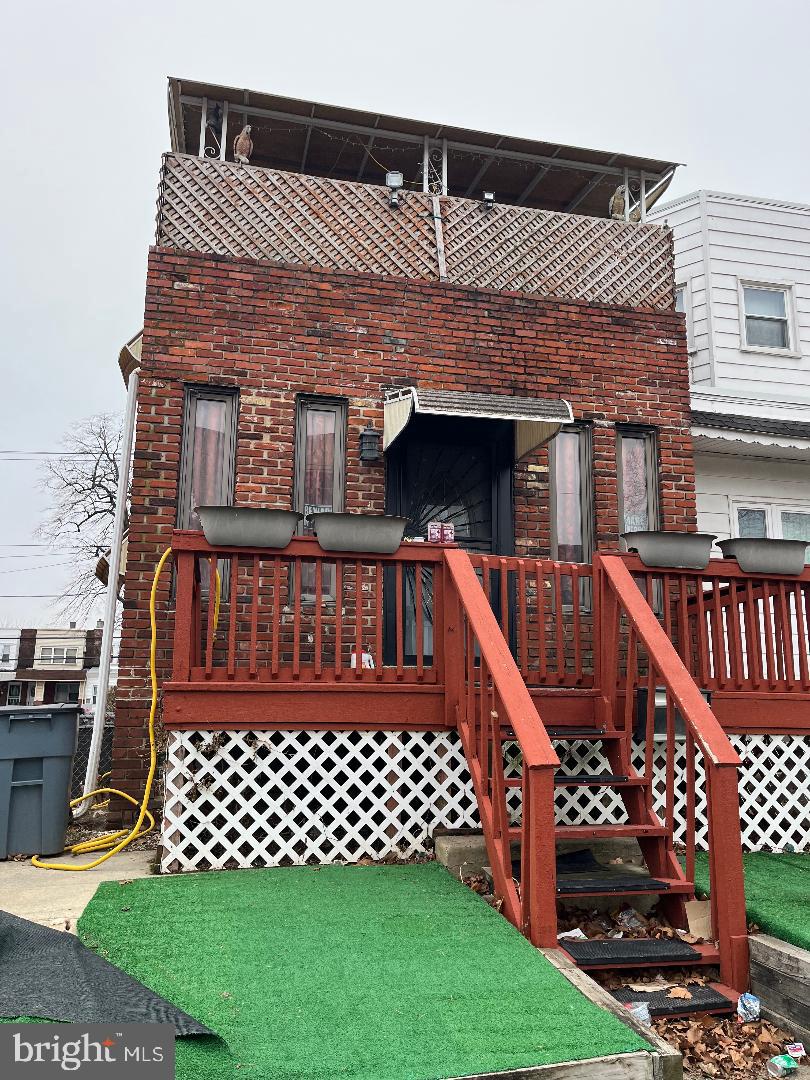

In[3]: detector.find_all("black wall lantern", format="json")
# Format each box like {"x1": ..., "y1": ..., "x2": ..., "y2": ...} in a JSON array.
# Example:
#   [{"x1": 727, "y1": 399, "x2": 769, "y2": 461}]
[{"x1": 359, "y1": 424, "x2": 382, "y2": 462}]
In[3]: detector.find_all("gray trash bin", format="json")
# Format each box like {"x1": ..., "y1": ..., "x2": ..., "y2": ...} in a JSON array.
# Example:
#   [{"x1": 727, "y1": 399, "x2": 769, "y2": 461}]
[{"x1": 0, "y1": 703, "x2": 80, "y2": 858}]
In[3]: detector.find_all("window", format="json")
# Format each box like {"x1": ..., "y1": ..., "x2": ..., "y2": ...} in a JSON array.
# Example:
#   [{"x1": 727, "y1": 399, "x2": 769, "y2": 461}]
[
  {"x1": 294, "y1": 397, "x2": 347, "y2": 598},
  {"x1": 734, "y1": 502, "x2": 810, "y2": 560},
  {"x1": 674, "y1": 286, "x2": 685, "y2": 314},
  {"x1": 0, "y1": 646, "x2": 10, "y2": 664},
  {"x1": 53, "y1": 682, "x2": 80, "y2": 704},
  {"x1": 550, "y1": 426, "x2": 593, "y2": 564},
  {"x1": 617, "y1": 428, "x2": 660, "y2": 534},
  {"x1": 7, "y1": 683, "x2": 21, "y2": 705},
  {"x1": 39, "y1": 647, "x2": 66, "y2": 666},
  {"x1": 177, "y1": 387, "x2": 238, "y2": 530},
  {"x1": 741, "y1": 283, "x2": 793, "y2": 352},
  {"x1": 294, "y1": 397, "x2": 347, "y2": 528},
  {"x1": 65, "y1": 647, "x2": 78, "y2": 665}
]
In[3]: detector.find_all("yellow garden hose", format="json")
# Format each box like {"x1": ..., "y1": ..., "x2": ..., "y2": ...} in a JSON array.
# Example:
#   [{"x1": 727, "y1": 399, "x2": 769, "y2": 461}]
[{"x1": 32, "y1": 547, "x2": 173, "y2": 871}]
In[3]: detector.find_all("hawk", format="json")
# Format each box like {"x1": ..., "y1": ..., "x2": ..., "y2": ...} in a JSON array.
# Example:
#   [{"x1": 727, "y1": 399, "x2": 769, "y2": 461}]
[
  {"x1": 233, "y1": 125, "x2": 253, "y2": 165},
  {"x1": 608, "y1": 185, "x2": 625, "y2": 220}
]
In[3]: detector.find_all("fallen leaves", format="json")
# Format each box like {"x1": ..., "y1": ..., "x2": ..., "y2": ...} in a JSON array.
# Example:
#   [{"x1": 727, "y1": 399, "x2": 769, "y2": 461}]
[
  {"x1": 654, "y1": 1016, "x2": 794, "y2": 1078},
  {"x1": 667, "y1": 986, "x2": 693, "y2": 1000}
]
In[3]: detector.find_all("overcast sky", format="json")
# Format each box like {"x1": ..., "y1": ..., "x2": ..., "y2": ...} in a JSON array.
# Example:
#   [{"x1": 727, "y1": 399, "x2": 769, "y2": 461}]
[{"x1": 1, "y1": 0, "x2": 808, "y2": 628}]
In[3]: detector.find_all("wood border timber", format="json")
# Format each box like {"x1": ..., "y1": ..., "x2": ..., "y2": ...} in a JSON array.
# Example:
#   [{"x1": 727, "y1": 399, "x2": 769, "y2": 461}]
[
  {"x1": 749, "y1": 933, "x2": 810, "y2": 1045},
  {"x1": 539, "y1": 948, "x2": 682, "y2": 1080}
]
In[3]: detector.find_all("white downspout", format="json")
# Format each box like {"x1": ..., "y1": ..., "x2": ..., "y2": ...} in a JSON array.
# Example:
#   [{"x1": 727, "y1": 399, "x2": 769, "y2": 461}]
[{"x1": 74, "y1": 363, "x2": 139, "y2": 817}]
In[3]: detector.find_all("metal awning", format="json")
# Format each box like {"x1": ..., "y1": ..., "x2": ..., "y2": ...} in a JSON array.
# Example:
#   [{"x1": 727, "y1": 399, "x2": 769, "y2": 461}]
[{"x1": 383, "y1": 387, "x2": 573, "y2": 460}]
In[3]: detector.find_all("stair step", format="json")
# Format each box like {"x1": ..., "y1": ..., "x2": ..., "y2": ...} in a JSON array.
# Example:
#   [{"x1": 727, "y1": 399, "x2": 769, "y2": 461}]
[
  {"x1": 563, "y1": 938, "x2": 704, "y2": 968},
  {"x1": 547, "y1": 727, "x2": 622, "y2": 739},
  {"x1": 503, "y1": 773, "x2": 647, "y2": 789},
  {"x1": 563, "y1": 939, "x2": 721, "y2": 970},
  {"x1": 508, "y1": 824, "x2": 668, "y2": 840},
  {"x1": 556, "y1": 875, "x2": 692, "y2": 898},
  {"x1": 612, "y1": 983, "x2": 736, "y2": 1019},
  {"x1": 554, "y1": 773, "x2": 638, "y2": 786},
  {"x1": 555, "y1": 824, "x2": 669, "y2": 839}
]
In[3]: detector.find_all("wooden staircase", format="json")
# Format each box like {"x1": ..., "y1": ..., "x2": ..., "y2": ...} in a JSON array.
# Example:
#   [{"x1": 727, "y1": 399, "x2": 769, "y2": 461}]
[{"x1": 443, "y1": 548, "x2": 750, "y2": 1021}]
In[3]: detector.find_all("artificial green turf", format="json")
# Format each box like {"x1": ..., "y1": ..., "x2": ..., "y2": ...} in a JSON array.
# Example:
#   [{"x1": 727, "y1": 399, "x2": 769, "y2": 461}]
[
  {"x1": 68, "y1": 863, "x2": 652, "y2": 1079},
  {"x1": 694, "y1": 852, "x2": 810, "y2": 951}
]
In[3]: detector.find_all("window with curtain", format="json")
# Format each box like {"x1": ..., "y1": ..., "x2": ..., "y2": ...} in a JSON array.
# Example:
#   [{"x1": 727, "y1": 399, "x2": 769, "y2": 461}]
[
  {"x1": 550, "y1": 426, "x2": 592, "y2": 564},
  {"x1": 617, "y1": 428, "x2": 659, "y2": 534},
  {"x1": 295, "y1": 397, "x2": 347, "y2": 596},
  {"x1": 177, "y1": 388, "x2": 238, "y2": 529}
]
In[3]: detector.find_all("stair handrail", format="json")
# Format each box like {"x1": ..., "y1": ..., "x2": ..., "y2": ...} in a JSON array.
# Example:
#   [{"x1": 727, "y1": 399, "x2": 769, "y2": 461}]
[
  {"x1": 596, "y1": 553, "x2": 749, "y2": 991},
  {"x1": 443, "y1": 548, "x2": 559, "y2": 947},
  {"x1": 445, "y1": 549, "x2": 559, "y2": 767},
  {"x1": 598, "y1": 555, "x2": 741, "y2": 768}
]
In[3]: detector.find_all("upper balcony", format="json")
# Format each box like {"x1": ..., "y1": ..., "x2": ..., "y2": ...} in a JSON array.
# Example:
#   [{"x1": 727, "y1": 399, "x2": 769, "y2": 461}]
[{"x1": 156, "y1": 78, "x2": 681, "y2": 312}]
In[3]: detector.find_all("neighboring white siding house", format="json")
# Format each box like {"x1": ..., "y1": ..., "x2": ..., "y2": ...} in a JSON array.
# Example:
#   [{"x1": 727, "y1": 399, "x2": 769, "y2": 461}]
[{"x1": 650, "y1": 191, "x2": 810, "y2": 552}]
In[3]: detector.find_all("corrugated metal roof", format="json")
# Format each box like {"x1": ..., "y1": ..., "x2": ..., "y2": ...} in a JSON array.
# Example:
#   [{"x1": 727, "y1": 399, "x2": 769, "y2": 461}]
[{"x1": 168, "y1": 77, "x2": 680, "y2": 218}]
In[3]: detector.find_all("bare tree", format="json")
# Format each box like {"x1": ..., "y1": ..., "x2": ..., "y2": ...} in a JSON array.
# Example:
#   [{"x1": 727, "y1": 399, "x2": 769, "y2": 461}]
[{"x1": 39, "y1": 413, "x2": 125, "y2": 619}]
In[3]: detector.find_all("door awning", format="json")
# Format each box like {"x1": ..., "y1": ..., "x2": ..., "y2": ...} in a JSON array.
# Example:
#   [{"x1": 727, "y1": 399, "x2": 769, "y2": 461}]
[{"x1": 383, "y1": 387, "x2": 573, "y2": 460}]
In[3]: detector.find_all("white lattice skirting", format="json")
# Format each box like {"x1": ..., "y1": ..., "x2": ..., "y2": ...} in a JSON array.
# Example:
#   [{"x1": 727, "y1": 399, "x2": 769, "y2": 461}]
[{"x1": 161, "y1": 730, "x2": 810, "y2": 872}]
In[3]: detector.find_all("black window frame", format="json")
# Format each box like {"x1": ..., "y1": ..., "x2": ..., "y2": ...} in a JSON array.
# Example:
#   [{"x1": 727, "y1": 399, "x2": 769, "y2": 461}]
[
  {"x1": 616, "y1": 425, "x2": 660, "y2": 535},
  {"x1": 176, "y1": 385, "x2": 239, "y2": 531},
  {"x1": 294, "y1": 395, "x2": 348, "y2": 603},
  {"x1": 293, "y1": 395, "x2": 348, "y2": 530}
]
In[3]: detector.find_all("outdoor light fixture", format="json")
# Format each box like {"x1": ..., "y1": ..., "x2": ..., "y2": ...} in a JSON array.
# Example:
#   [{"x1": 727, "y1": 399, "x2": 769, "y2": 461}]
[
  {"x1": 482, "y1": 191, "x2": 495, "y2": 210},
  {"x1": 386, "y1": 171, "x2": 404, "y2": 209},
  {"x1": 359, "y1": 425, "x2": 382, "y2": 462}
]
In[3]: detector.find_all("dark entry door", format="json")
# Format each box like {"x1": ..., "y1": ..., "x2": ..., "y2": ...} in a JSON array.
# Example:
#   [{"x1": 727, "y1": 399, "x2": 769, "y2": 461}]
[
  {"x1": 386, "y1": 416, "x2": 514, "y2": 555},
  {"x1": 384, "y1": 416, "x2": 514, "y2": 663}
]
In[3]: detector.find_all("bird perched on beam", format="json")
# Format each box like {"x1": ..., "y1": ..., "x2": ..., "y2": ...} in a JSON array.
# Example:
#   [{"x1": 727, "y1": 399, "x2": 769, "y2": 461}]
[
  {"x1": 233, "y1": 125, "x2": 253, "y2": 165},
  {"x1": 608, "y1": 185, "x2": 626, "y2": 220}
]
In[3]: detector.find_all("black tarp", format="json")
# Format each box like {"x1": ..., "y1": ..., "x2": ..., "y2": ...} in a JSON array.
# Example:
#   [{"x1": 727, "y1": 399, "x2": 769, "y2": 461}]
[{"x1": 0, "y1": 910, "x2": 215, "y2": 1037}]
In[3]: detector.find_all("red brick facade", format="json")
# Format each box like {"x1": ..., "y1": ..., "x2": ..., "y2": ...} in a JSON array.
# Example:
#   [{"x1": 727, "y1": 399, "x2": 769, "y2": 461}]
[{"x1": 112, "y1": 246, "x2": 694, "y2": 815}]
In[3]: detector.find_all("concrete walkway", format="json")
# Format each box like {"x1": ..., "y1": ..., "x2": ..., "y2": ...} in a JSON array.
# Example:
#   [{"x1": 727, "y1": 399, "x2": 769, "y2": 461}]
[{"x1": 0, "y1": 850, "x2": 155, "y2": 932}]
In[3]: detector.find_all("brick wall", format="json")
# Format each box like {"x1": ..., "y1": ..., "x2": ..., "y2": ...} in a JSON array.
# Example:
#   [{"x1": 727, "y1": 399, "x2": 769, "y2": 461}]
[{"x1": 111, "y1": 246, "x2": 694, "y2": 817}]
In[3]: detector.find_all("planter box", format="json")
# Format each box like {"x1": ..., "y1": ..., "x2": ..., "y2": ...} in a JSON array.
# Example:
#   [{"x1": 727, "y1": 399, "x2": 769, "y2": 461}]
[
  {"x1": 621, "y1": 531, "x2": 716, "y2": 571},
  {"x1": 311, "y1": 513, "x2": 407, "y2": 554},
  {"x1": 718, "y1": 538, "x2": 808, "y2": 576},
  {"x1": 197, "y1": 507, "x2": 302, "y2": 548}
]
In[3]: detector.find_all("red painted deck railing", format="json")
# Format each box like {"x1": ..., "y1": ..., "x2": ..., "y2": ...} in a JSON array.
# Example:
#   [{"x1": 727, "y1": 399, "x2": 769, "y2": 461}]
[
  {"x1": 595, "y1": 554, "x2": 750, "y2": 991},
  {"x1": 625, "y1": 556, "x2": 810, "y2": 695},
  {"x1": 443, "y1": 548, "x2": 559, "y2": 948},
  {"x1": 467, "y1": 555, "x2": 595, "y2": 687},
  {"x1": 171, "y1": 531, "x2": 447, "y2": 686}
]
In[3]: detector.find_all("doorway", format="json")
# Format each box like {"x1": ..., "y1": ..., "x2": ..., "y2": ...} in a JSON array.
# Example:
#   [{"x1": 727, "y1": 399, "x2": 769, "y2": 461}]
[{"x1": 384, "y1": 415, "x2": 514, "y2": 664}]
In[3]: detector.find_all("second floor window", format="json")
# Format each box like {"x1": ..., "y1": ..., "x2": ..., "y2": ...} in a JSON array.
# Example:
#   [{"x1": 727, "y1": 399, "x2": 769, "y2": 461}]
[
  {"x1": 39, "y1": 647, "x2": 77, "y2": 666},
  {"x1": 742, "y1": 284, "x2": 792, "y2": 351},
  {"x1": 177, "y1": 387, "x2": 238, "y2": 530},
  {"x1": 617, "y1": 427, "x2": 660, "y2": 534}
]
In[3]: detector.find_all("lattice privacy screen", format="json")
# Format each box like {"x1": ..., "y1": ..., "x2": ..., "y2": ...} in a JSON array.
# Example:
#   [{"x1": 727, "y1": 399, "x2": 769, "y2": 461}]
[
  {"x1": 161, "y1": 730, "x2": 810, "y2": 872},
  {"x1": 156, "y1": 154, "x2": 674, "y2": 310}
]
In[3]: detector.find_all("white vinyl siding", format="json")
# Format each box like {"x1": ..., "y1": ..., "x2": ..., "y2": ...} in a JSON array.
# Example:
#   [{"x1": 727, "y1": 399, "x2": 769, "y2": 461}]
[
  {"x1": 695, "y1": 453, "x2": 810, "y2": 552},
  {"x1": 650, "y1": 191, "x2": 810, "y2": 396}
]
